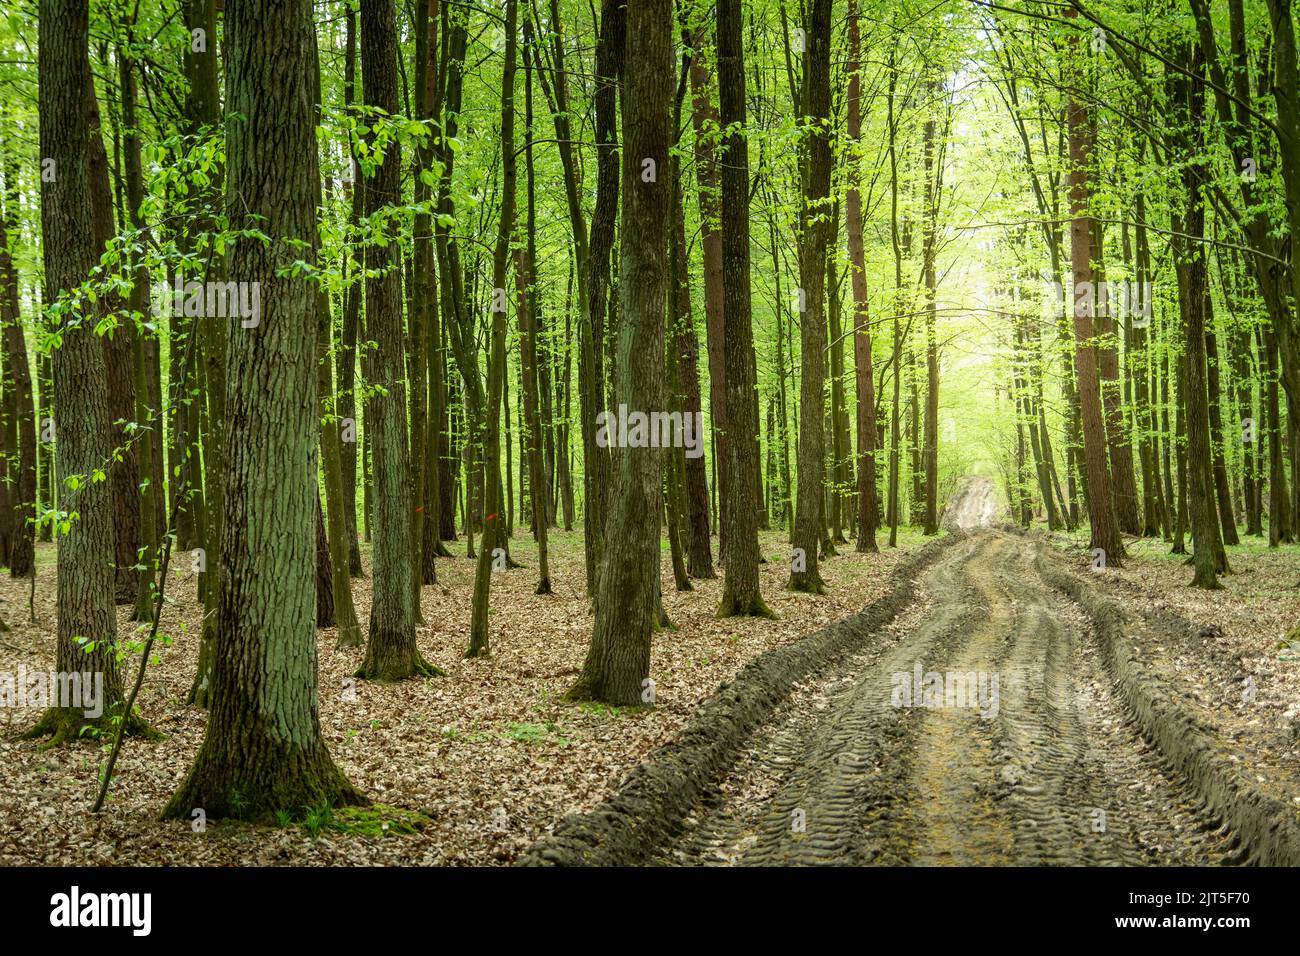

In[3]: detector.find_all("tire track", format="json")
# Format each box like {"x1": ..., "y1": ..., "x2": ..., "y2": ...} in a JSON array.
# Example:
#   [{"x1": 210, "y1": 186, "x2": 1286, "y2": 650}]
[{"x1": 658, "y1": 531, "x2": 1233, "y2": 866}]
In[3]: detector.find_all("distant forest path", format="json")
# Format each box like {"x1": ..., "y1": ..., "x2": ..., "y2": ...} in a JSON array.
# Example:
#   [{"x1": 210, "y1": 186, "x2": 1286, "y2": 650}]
[{"x1": 943, "y1": 476, "x2": 1002, "y2": 531}]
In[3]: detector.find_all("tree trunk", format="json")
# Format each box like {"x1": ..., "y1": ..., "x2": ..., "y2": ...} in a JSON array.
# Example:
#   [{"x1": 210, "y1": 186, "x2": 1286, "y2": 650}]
[
  {"x1": 686, "y1": 23, "x2": 728, "y2": 562},
  {"x1": 789, "y1": 0, "x2": 832, "y2": 593},
  {"x1": 163, "y1": 0, "x2": 362, "y2": 818},
  {"x1": 0, "y1": 151, "x2": 35, "y2": 579},
  {"x1": 517, "y1": 25, "x2": 550, "y2": 595},
  {"x1": 920, "y1": 78, "x2": 943, "y2": 537},
  {"x1": 846, "y1": 0, "x2": 878, "y2": 553},
  {"x1": 715, "y1": 0, "x2": 771, "y2": 618},
  {"x1": 357, "y1": 0, "x2": 435, "y2": 680},
  {"x1": 568, "y1": 0, "x2": 672, "y2": 704},
  {"x1": 1065, "y1": 11, "x2": 1124, "y2": 564},
  {"x1": 467, "y1": 0, "x2": 520, "y2": 657},
  {"x1": 670, "y1": 155, "x2": 714, "y2": 578},
  {"x1": 116, "y1": 34, "x2": 160, "y2": 622},
  {"x1": 1173, "y1": 50, "x2": 1227, "y2": 586},
  {"x1": 28, "y1": 0, "x2": 135, "y2": 743}
]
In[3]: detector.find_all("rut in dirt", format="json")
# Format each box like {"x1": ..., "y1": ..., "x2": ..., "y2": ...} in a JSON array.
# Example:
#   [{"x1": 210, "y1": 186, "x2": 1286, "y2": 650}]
[{"x1": 657, "y1": 529, "x2": 1233, "y2": 866}]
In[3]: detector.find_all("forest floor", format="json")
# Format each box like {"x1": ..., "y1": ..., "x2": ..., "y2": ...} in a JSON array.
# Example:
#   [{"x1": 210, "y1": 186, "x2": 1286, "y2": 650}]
[
  {"x1": 4, "y1": 506, "x2": 1297, "y2": 866},
  {"x1": 532, "y1": 504, "x2": 1300, "y2": 866},
  {"x1": 1044, "y1": 527, "x2": 1300, "y2": 819},
  {"x1": 0, "y1": 524, "x2": 929, "y2": 865},
  {"x1": 647, "y1": 531, "x2": 1236, "y2": 864}
]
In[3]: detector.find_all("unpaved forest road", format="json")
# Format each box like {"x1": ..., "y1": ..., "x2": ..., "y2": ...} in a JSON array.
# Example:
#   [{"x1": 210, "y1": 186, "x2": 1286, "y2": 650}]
[
  {"x1": 654, "y1": 527, "x2": 1232, "y2": 866},
  {"x1": 943, "y1": 475, "x2": 1002, "y2": 531}
]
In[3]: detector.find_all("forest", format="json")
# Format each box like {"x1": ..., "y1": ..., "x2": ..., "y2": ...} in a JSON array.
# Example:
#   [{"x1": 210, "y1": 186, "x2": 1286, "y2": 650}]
[{"x1": 0, "y1": 0, "x2": 1298, "y2": 872}]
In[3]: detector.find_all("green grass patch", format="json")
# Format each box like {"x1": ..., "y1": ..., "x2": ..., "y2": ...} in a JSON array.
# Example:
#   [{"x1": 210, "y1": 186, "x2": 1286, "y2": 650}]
[
  {"x1": 275, "y1": 803, "x2": 429, "y2": 837},
  {"x1": 501, "y1": 721, "x2": 570, "y2": 747}
]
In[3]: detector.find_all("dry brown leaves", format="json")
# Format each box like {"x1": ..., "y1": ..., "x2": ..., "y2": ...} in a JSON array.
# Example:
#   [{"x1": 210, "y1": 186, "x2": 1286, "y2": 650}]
[
  {"x1": 0, "y1": 527, "x2": 924, "y2": 865},
  {"x1": 1049, "y1": 531, "x2": 1300, "y2": 813}
]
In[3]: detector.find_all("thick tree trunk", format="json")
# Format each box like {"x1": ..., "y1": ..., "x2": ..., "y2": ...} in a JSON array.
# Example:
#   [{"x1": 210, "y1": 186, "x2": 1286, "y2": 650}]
[
  {"x1": 715, "y1": 0, "x2": 771, "y2": 618},
  {"x1": 163, "y1": 0, "x2": 361, "y2": 818},
  {"x1": 29, "y1": 0, "x2": 132, "y2": 744},
  {"x1": 789, "y1": 0, "x2": 832, "y2": 594},
  {"x1": 1065, "y1": 13, "x2": 1124, "y2": 564},
  {"x1": 568, "y1": 0, "x2": 672, "y2": 704},
  {"x1": 357, "y1": 0, "x2": 435, "y2": 680}
]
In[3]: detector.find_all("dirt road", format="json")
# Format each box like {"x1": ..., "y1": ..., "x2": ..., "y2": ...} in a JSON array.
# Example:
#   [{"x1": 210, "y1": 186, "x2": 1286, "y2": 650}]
[
  {"x1": 651, "y1": 531, "x2": 1231, "y2": 866},
  {"x1": 943, "y1": 475, "x2": 1002, "y2": 531}
]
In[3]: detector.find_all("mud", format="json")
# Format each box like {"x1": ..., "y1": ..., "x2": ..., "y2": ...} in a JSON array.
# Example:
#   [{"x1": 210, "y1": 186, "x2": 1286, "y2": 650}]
[{"x1": 523, "y1": 516, "x2": 1283, "y2": 866}]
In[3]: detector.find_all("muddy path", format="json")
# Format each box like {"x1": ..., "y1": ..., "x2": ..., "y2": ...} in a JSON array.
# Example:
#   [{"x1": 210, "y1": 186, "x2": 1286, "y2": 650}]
[
  {"x1": 525, "y1": 521, "x2": 1275, "y2": 866},
  {"x1": 645, "y1": 531, "x2": 1230, "y2": 865}
]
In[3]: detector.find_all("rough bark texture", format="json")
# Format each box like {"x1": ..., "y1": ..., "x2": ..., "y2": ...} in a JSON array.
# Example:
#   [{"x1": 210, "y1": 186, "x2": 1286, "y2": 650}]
[
  {"x1": 568, "y1": 0, "x2": 672, "y2": 705},
  {"x1": 162, "y1": 0, "x2": 361, "y2": 818},
  {"x1": 714, "y1": 0, "x2": 771, "y2": 618},
  {"x1": 356, "y1": 0, "x2": 434, "y2": 680},
  {"x1": 29, "y1": 0, "x2": 132, "y2": 744},
  {"x1": 789, "y1": 0, "x2": 832, "y2": 593}
]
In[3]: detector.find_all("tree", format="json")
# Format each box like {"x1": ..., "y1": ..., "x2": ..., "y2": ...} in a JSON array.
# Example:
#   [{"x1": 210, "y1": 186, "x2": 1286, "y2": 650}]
[
  {"x1": 715, "y1": 0, "x2": 772, "y2": 619},
  {"x1": 517, "y1": 16, "x2": 551, "y2": 595},
  {"x1": 163, "y1": 0, "x2": 362, "y2": 819},
  {"x1": 1065, "y1": 9, "x2": 1124, "y2": 566},
  {"x1": 1173, "y1": 48, "x2": 1228, "y2": 588},
  {"x1": 30, "y1": 0, "x2": 132, "y2": 743},
  {"x1": 0, "y1": 147, "x2": 35, "y2": 579},
  {"x1": 845, "y1": 0, "x2": 879, "y2": 554},
  {"x1": 184, "y1": 0, "x2": 225, "y2": 707},
  {"x1": 789, "y1": 0, "x2": 832, "y2": 594},
  {"x1": 467, "y1": 0, "x2": 519, "y2": 658},
  {"x1": 568, "y1": 0, "x2": 673, "y2": 704},
  {"x1": 356, "y1": 0, "x2": 437, "y2": 680}
]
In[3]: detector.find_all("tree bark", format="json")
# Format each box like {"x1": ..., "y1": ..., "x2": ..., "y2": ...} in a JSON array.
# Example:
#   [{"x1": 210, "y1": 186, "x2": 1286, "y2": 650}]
[
  {"x1": 0, "y1": 151, "x2": 34, "y2": 579},
  {"x1": 163, "y1": 0, "x2": 362, "y2": 818},
  {"x1": 715, "y1": 0, "x2": 772, "y2": 618},
  {"x1": 568, "y1": 0, "x2": 673, "y2": 704},
  {"x1": 28, "y1": 0, "x2": 135, "y2": 743},
  {"x1": 357, "y1": 0, "x2": 435, "y2": 679},
  {"x1": 789, "y1": 0, "x2": 832, "y2": 593},
  {"x1": 846, "y1": 0, "x2": 879, "y2": 553}
]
